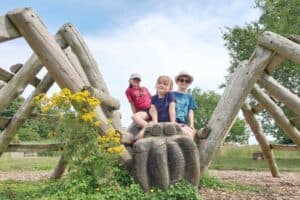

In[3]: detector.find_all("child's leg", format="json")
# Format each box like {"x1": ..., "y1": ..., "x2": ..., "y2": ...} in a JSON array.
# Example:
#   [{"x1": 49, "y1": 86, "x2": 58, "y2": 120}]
[
  {"x1": 132, "y1": 111, "x2": 149, "y2": 128},
  {"x1": 181, "y1": 125, "x2": 196, "y2": 138}
]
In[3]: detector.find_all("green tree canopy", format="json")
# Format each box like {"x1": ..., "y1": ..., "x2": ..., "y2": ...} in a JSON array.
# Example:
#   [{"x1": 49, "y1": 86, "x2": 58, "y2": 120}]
[
  {"x1": 222, "y1": 0, "x2": 300, "y2": 144},
  {"x1": 192, "y1": 88, "x2": 249, "y2": 144}
]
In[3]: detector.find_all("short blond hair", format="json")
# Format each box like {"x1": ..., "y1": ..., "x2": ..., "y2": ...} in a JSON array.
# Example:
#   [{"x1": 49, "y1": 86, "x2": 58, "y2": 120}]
[{"x1": 156, "y1": 75, "x2": 173, "y2": 90}]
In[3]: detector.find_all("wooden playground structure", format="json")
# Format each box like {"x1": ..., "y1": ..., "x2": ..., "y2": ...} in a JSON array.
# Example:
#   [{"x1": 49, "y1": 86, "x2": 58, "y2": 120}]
[{"x1": 0, "y1": 8, "x2": 300, "y2": 191}]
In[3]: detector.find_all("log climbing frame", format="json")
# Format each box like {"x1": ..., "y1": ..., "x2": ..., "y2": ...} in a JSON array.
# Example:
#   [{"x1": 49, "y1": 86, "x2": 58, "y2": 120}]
[{"x1": 0, "y1": 8, "x2": 300, "y2": 179}]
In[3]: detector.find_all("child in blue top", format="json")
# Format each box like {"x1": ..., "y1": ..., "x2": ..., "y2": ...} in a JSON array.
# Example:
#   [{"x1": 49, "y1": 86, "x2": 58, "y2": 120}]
[
  {"x1": 173, "y1": 71, "x2": 197, "y2": 138},
  {"x1": 134, "y1": 75, "x2": 175, "y2": 140}
]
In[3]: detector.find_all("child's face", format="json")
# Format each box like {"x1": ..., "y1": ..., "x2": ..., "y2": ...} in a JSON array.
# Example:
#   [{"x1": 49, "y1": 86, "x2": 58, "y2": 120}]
[
  {"x1": 130, "y1": 78, "x2": 141, "y2": 87},
  {"x1": 156, "y1": 80, "x2": 171, "y2": 95},
  {"x1": 177, "y1": 76, "x2": 190, "y2": 90}
]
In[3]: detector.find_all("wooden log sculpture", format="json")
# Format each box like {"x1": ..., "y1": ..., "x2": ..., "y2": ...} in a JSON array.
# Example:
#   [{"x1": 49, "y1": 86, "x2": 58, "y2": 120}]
[{"x1": 130, "y1": 122, "x2": 200, "y2": 192}]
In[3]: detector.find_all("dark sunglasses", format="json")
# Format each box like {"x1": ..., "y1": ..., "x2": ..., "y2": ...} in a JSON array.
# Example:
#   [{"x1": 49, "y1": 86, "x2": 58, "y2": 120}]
[{"x1": 179, "y1": 79, "x2": 190, "y2": 83}]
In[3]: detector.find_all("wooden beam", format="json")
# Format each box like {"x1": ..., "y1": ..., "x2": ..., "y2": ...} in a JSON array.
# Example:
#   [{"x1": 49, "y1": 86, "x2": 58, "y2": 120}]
[
  {"x1": 0, "y1": 15, "x2": 21, "y2": 42},
  {"x1": 0, "y1": 73, "x2": 54, "y2": 155},
  {"x1": 0, "y1": 68, "x2": 14, "y2": 82},
  {"x1": 199, "y1": 46, "x2": 273, "y2": 176},
  {"x1": 270, "y1": 144, "x2": 300, "y2": 151},
  {"x1": 259, "y1": 73, "x2": 300, "y2": 116},
  {"x1": 0, "y1": 116, "x2": 10, "y2": 129},
  {"x1": 288, "y1": 35, "x2": 300, "y2": 44},
  {"x1": 242, "y1": 103, "x2": 279, "y2": 177},
  {"x1": 265, "y1": 53, "x2": 284, "y2": 74},
  {"x1": 0, "y1": 54, "x2": 43, "y2": 113},
  {"x1": 290, "y1": 116, "x2": 300, "y2": 126},
  {"x1": 252, "y1": 103, "x2": 264, "y2": 113},
  {"x1": 6, "y1": 143, "x2": 60, "y2": 152},
  {"x1": 258, "y1": 31, "x2": 300, "y2": 65},
  {"x1": 51, "y1": 155, "x2": 67, "y2": 179},
  {"x1": 251, "y1": 84, "x2": 300, "y2": 146},
  {"x1": 59, "y1": 23, "x2": 110, "y2": 95},
  {"x1": 7, "y1": 8, "x2": 111, "y2": 135},
  {"x1": 10, "y1": 64, "x2": 41, "y2": 86}
]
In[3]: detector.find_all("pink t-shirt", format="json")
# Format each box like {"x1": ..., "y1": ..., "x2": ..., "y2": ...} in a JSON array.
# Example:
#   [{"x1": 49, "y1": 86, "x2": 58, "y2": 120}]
[{"x1": 125, "y1": 87, "x2": 151, "y2": 110}]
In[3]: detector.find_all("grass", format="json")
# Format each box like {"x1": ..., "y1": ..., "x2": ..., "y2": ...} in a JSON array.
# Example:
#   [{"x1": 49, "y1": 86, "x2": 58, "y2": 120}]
[
  {"x1": 210, "y1": 144, "x2": 300, "y2": 171},
  {"x1": 0, "y1": 153, "x2": 58, "y2": 171}
]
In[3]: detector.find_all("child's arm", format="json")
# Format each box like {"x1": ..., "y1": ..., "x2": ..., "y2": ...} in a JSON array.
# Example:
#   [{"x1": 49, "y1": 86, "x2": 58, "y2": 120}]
[
  {"x1": 130, "y1": 102, "x2": 136, "y2": 113},
  {"x1": 169, "y1": 102, "x2": 176, "y2": 123},
  {"x1": 149, "y1": 104, "x2": 158, "y2": 123},
  {"x1": 188, "y1": 109, "x2": 195, "y2": 129}
]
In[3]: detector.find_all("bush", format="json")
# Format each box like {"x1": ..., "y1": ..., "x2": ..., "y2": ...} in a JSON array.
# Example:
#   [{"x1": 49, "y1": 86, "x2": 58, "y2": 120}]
[{"x1": 17, "y1": 127, "x2": 41, "y2": 141}]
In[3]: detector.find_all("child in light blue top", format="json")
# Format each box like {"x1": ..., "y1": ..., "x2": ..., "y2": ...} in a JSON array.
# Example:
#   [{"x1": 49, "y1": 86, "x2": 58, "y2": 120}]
[{"x1": 174, "y1": 71, "x2": 197, "y2": 138}]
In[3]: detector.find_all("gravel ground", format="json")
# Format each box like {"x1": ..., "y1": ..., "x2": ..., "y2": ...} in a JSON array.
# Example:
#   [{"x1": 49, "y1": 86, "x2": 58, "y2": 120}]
[
  {"x1": 1, "y1": 170, "x2": 299, "y2": 199},
  {"x1": 200, "y1": 170, "x2": 300, "y2": 200}
]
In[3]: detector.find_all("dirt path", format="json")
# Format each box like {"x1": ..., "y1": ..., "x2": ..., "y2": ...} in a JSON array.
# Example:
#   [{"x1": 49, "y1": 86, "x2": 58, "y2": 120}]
[
  {"x1": 200, "y1": 170, "x2": 300, "y2": 200},
  {"x1": 1, "y1": 170, "x2": 300, "y2": 199}
]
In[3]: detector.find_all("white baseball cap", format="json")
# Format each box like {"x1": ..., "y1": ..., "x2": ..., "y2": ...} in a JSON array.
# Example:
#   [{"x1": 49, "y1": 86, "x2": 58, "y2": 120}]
[{"x1": 129, "y1": 73, "x2": 142, "y2": 81}]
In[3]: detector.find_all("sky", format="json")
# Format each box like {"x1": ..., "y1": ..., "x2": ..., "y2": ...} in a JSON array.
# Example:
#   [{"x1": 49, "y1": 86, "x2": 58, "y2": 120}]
[{"x1": 0, "y1": 1, "x2": 262, "y2": 143}]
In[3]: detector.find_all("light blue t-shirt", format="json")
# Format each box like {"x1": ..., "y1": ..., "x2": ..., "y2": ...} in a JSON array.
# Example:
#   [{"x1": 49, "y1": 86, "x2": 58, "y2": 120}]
[{"x1": 173, "y1": 91, "x2": 197, "y2": 124}]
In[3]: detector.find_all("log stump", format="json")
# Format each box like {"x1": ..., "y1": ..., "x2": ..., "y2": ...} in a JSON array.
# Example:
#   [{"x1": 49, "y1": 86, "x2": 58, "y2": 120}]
[{"x1": 130, "y1": 122, "x2": 200, "y2": 191}]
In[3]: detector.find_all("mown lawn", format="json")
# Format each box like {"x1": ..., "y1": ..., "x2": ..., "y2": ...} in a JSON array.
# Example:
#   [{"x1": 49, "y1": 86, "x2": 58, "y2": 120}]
[{"x1": 211, "y1": 144, "x2": 300, "y2": 171}]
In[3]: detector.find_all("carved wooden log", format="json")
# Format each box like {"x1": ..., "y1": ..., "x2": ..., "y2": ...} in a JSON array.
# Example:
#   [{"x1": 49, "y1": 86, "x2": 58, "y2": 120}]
[
  {"x1": 242, "y1": 103, "x2": 279, "y2": 177},
  {"x1": 288, "y1": 35, "x2": 300, "y2": 44},
  {"x1": 6, "y1": 143, "x2": 60, "y2": 152},
  {"x1": 0, "y1": 15, "x2": 20, "y2": 42},
  {"x1": 63, "y1": 47, "x2": 90, "y2": 85},
  {"x1": 7, "y1": 8, "x2": 110, "y2": 134},
  {"x1": 10, "y1": 64, "x2": 41, "y2": 86},
  {"x1": 258, "y1": 73, "x2": 300, "y2": 116},
  {"x1": 0, "y1": 66, "x2": 40, "y2": 87},
  {"x1": 258, "y1": 31, "x2": 300, "y2": 65},
  {"x1": 58, "y1": 23, "x2": 110, "y2": 95},
  {"x1": 0, "y1": 73, "x2": 54, "y2": 155},
  {"x1": 265, "y1": 53, "x2": 284, "y2": 74},
  {"x1": 270, "y1": 144, "x2": 300, "y2": 151},
  {"x1": 251, "y1": 84, "x2": 300, "y2": 146},
  {"x1": 290, "y1": 116, "x2": 300, "y2": 126},
  {"x1": 0, "y1": 54, "x2": 42, "y2": 112},
  {"x1": 251, "y1": 103, "x2": 264, "y2": 113},
  {"x1": 199, "y1": 46, "x2": 273, "y2": 176},
  {"x1": 132, "y1": 122, "x2": 200, "y2": 191}
]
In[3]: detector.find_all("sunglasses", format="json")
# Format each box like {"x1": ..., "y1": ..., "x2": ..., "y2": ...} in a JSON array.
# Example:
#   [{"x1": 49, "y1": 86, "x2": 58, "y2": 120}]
[{"x1": 179, "y1": 79, "x2": 190, "y2": 83}]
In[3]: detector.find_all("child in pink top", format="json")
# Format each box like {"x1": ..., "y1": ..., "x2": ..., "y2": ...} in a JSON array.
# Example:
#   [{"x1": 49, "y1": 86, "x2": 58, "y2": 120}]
[{"x1": 125, "y1": 73, "x2": 152, "y2": 130}]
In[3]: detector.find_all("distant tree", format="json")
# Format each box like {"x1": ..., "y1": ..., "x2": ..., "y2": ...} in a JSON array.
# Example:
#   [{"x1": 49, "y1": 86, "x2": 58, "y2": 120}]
[
  {"x1": 222, "y1": 0, "x2": 300, "y2": 144},
  {"x1": 192, "y1": 88, "x2": 249, "y2": 144}
]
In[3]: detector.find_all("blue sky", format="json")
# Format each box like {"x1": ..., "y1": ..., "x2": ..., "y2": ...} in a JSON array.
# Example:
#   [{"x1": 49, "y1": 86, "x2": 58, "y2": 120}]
[{"x1": 0, "y1": 1, "x2": 261, "y2": 130}]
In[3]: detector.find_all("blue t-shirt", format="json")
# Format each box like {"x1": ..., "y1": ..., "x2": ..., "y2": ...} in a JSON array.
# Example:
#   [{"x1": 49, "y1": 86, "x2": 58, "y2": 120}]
[
  {"x1": 151, "y1": 92, "x2": 175, "y2": 122},
  {"x1": 173, "y1": 91, "x2": 197, "y2": 124}
]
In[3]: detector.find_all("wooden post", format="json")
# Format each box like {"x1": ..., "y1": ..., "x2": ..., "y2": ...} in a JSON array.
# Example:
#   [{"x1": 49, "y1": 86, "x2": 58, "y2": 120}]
[
  {"x1": 265, "y1": 53, "x2": 284, "y2": 74},
  {"x1": 288, "y1": 35, "x2": 300, "y2": 44},
  {"x1": 51, "y1": 155, "x2": 67, "y2": 179},
  {"x1": 258, "y1": 31, "x2": 300, "y2": 65},
  {"x1": 0, "y1": 73, "x2": 54, "y2": 155},
  {"x1": 290, "y1": 116, "x2": 300, "y2": 126},
  {"x1": 0, "y1": 54, "x2": 42, "y2": 112},
  {"x1": 0, "y1": 15, "x2": 20, "y2": 42},
  {"x1": 270, "y1": 144, "x2": 300, "y2": 151},
  {"x1": 199, "y1": 46, "x2": 273, "y2": 176},
  {"x1": 251, "y1": 84, "x2": 300, "y2": 146},
  {"x1": 6, "y1": 143, "x2": 60, "y2": 152},
  {"x1": 252, "y1": 103, "x2": 264, "y2": 113},
  {"x1": 259, "y1": 73, "x2": 300, "y2": 116},
  {"x1": 242, "y1": 103, "x2": 279, "y2": 177},
  {"x1": 10, "y1": 64, "x2": 41, "y2": 86}
]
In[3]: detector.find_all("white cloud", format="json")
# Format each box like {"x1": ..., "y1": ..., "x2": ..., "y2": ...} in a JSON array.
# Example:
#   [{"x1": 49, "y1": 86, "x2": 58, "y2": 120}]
[{"x1": 0, "y1": 1, "x2": 261, "y2": 127}]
